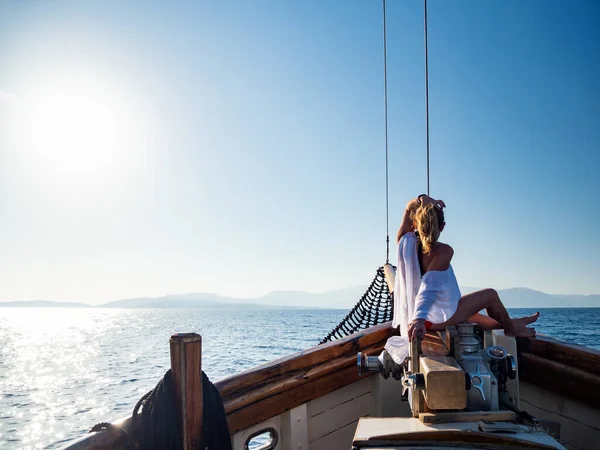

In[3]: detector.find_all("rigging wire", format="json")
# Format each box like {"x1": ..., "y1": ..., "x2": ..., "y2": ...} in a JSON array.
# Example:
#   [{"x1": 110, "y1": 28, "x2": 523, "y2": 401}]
[
  {"x1": 382, "y1": 0, "x2": 390, "y2": 263},
  {"x1": 424, "y1": 0, "x2": 431, "y2": 195}
]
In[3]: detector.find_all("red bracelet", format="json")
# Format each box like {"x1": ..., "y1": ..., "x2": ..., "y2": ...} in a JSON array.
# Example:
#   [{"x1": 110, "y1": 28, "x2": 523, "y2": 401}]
[{"x1": 424, "y1": 320, "x2": 433, "y2": 330}]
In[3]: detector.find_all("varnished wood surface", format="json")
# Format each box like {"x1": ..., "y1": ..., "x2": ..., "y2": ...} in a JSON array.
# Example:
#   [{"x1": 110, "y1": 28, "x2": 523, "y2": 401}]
[
  {"x1": 419, "y1": 410, "x2": 516, "y2": 424},
  {"x1": 420, "y1": 332, "x2": 450, "y2": 357},
  {"x1": 518, "y1": 334, "x2": 600, "y2": 374},
  {"x1": 410, "y1": 337, "x2": 422, "y2": 417},
  {"x1": 226, "y1": 364, "x2": 363, "y2": 434},
  {"x1": 170, "y1": 333, "x2": 203, "y2": 450},
  {"x1": 409, "y1": 332, "x2": 450, "y2": 416},
  {"x1": 420, "y1": 357, "x2": 466, "y2": 411},
  {"x1": 57, "y1": 417, "x2": 132, "y2": 450},
  {"x1": 518, "y1": 352, "x2": 600, "y2": 407},
  {"x1": 353, "y1": 417, "x2": 564, "y2": 449},
  {"x1": 518, "y1": 334, "x2": 600, "y2": 408},
  {"x1": 221, "y1": 323, "x2": 397, "y2": 433},
  {"x1": 222, "y1": 342, "x2": 384, "y2": 414},
  {"x1": 356, "y1": 430, "x2": 559, "y2": 449},
  {"x1": 216, "y1": 321, "x2": 395, "y2": 400}
]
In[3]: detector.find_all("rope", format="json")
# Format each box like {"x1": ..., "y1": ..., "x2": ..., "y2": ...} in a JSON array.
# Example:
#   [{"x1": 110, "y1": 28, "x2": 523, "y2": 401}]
[
  {"x1": 89, "y1": 422, "x2": 113, "y2": 433},
  {"x1": 199, "y1": 371, "x2": 232, "y2": 450},
  {"x1": 130, "y1": 369, "x2": 181, "y2": 450},
  {"x1": 424, "y1": 0, "x2": 431, "y2": 196},
  {"x1": 89, "y1": 369, "x2": 232, "y2": 450},
  {"x1": 382, "y1": 0, "x2": 391, "y2": 264},
  {"x1": 319, "y1": 266, "x2": 394, "y2": 344}
]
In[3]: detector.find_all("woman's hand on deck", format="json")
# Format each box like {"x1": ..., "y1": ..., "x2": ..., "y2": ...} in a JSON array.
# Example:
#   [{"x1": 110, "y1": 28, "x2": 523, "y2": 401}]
[{"x1": 408, "y1": 319, "x2": 426, "y2": 341}]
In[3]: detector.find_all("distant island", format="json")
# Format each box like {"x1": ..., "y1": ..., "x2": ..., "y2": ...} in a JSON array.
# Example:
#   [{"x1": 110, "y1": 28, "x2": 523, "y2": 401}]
[
  {"x1": 0, "y1": 300, "x2": 92, "y2": 308},
  {"x1": 0, "y1": 286, "x2": 599, "y2": 309}
]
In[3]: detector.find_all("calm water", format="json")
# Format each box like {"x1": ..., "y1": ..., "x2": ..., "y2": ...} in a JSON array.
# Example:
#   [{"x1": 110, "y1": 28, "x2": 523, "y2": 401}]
[{"x1": 0, "y1": 307, "x2": 598, "y2": 449}]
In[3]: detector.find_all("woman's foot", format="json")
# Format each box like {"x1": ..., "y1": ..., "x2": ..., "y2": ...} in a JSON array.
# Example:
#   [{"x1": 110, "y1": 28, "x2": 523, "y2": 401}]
[
  {"x1": 504, "y1": 313, "x2": 539, "y2": 337},
  {"x1": 512, "y1": 312, "x2": 540, "y2": 328}
]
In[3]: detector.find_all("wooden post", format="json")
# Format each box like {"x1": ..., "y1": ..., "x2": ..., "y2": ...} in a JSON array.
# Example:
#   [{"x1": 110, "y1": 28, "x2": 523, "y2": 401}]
[
  {"x1": 170, "y1": 333, "x2": 203, "y2": 450},
  {"x1": 410, "y1": 337, "x2": 424, "y2": 418}
]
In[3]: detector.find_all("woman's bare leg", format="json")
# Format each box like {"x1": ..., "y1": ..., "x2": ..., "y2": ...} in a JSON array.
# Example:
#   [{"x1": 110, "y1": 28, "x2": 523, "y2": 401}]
[
  {"x1": 468, "y1": 312, "x2": 501, "y2": 330},
  {"x1": 430, "y1": 289, "x2": 539, "y2": 337}
]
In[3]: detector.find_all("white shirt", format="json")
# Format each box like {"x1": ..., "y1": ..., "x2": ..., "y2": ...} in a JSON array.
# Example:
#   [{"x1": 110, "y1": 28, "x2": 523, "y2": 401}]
[{"x1": 392, "y1": 232, "x2": 461, "y2": 336}]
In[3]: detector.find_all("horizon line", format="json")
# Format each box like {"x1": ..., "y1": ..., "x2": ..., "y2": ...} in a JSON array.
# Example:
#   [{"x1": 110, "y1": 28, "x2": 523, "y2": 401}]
[{"x1": 1, "y1": 285, "x2": 599, "y2": 306}]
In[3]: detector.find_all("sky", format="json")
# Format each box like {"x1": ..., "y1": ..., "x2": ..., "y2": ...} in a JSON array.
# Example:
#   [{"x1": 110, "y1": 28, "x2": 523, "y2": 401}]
[{"x1": 0, "y1": 0, "x2": 598, "y2": 304}]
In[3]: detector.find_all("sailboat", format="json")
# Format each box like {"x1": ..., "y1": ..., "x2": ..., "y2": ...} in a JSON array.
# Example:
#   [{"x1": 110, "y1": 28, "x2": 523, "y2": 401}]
[{"x1": 57, "y1": 1, "x2": 600, "y2": 449}]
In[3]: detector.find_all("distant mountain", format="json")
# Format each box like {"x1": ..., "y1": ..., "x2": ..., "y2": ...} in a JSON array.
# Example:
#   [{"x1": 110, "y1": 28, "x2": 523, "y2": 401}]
[
  {"x1": 254, "y1": 286, "x2": 600, "y2": 309},
  {"x1": 97, "y1": 292, "x2": 291, "y2": 309},
  {"x1": 463, "y1": 287, "x2": 600, "y2": 309},
  {"x1": 92, "y1": 286, "x2": 600, "y2": 309},
  {"x1": 495, "y1": 288, "x2": 567, "y2": 308},
  {"x1": 550, "y1": 293, "x2": 600, "y2": 308},
  {"x1": 0, "y1": 300, "x2": 90, "y2": 308},
  {"x1": 99, "y1": 293, "x2": 240, "y2": 309},
  {"x1": 258, "y1": 286, "x2": 366, "y2": 309},
  {"x1": 1, "y1": 287, "x2": 598, "y2": 309}
]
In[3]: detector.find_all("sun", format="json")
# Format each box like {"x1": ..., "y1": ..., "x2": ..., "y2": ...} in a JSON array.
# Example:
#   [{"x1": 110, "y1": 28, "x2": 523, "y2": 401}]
[{"x1": 21, "y1": 76, "x2": 132, "y2": 178}]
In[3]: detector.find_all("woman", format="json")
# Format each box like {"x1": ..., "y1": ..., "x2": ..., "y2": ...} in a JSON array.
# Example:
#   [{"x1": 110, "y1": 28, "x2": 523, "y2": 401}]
[{"x1": 394, "y1": 194, "x2": 539, "y2": 341}]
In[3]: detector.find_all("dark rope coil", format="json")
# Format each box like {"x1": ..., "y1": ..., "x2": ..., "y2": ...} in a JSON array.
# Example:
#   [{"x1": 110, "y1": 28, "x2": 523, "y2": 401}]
[
  {"x1": 89, "y1": 369, "x2": 232, "y2": 450},
  {"x1": 130, "y1": 369, "x2": 181, "y2": 450}
]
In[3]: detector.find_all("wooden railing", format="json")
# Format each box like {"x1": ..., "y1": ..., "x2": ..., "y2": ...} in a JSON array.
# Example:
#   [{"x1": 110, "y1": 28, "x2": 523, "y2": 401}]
[
  {"x1": 217, "y1": 321, "x2": 396, "y2": 433},
  {"x1": 517, "y1": 335, "x2": 600, "y2": 408}
]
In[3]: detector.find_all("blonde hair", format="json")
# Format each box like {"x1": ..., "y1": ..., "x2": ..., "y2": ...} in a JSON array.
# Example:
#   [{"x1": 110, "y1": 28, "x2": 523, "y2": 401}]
[{"x1": 412, "y1": 204, "x2": 444, "y2": 254}]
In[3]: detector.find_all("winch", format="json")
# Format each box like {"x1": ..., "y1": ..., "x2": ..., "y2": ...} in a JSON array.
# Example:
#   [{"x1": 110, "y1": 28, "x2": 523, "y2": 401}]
[{"x1": 357, "y1": 323, "x2": 517, "y2": 412}]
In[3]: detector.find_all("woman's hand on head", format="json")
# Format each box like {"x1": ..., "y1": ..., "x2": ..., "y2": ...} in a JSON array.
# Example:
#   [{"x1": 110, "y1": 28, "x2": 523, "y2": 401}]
[
  {"x1": 434, "y1": 199, "x2": 446, "y2": 209},
  {"x1": 419, "y1": 195, "x2": 445, "y2": 209},
  {"x1": 408, "y1": 319, "x2": 426, "y2": 341}
]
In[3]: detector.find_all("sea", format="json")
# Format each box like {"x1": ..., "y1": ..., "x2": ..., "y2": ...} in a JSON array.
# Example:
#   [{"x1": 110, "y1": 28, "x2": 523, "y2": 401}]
[{"x1": 0, "y1": 307, "x2": 599, "y2": 449}]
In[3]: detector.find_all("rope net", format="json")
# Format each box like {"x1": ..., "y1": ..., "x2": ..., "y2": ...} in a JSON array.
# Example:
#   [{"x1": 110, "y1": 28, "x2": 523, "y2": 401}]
[{"x1": 319, "y1": 266, "x2": 394, "y2": 344}]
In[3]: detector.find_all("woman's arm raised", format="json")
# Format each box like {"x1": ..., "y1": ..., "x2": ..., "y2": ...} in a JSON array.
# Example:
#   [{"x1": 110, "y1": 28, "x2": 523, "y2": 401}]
[{"x1": 396, "y1": 197, "x2": 420, "y2": 244}]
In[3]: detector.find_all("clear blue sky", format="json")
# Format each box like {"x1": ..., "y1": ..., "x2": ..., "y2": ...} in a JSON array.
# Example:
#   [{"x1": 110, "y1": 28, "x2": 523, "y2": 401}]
[{"x1": 0, "y1": 0, "x2": 598, "y2": 303}]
